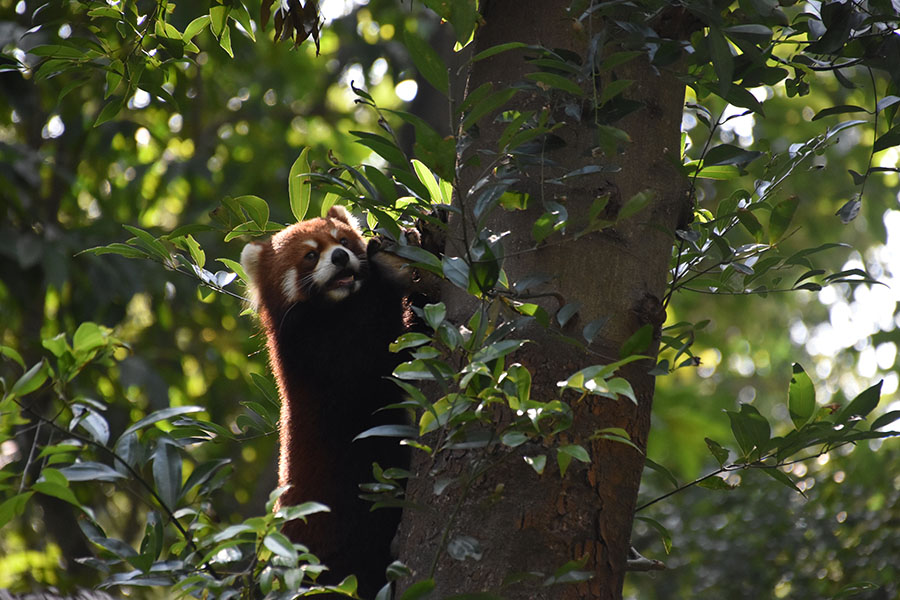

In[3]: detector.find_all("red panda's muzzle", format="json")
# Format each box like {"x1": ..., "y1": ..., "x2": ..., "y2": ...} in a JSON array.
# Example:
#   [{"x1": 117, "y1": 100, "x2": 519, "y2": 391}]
[
  {"x1": 314, "y1": 245, "x2": 367, "y2": 301},
  {"x1": 325, "y1": 270, "x2": 359, "y2": 290}
]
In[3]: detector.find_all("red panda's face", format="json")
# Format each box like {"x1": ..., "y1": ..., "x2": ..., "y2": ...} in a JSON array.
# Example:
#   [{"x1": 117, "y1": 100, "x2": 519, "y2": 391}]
[{"x1": 240, "y1": 206, "x2": 369, "y2": 309}]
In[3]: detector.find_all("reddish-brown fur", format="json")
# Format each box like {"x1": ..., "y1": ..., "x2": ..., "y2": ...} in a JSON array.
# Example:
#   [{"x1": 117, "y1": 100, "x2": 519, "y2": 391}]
[{"x1": 241, "y1": 206, "x2": 409, "y2": 596}]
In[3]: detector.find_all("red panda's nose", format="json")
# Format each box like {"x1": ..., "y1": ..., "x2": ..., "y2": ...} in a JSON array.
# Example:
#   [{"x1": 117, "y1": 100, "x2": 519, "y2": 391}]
[{"x1": 331, "y1": 248, "x2": 349, "y2": 267}]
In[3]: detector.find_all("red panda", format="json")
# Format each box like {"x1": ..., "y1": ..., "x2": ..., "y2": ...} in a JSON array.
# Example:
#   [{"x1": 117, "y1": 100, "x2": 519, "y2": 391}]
[{"x1": 240, "y1": 205, "x2": 410, "y2": 597}]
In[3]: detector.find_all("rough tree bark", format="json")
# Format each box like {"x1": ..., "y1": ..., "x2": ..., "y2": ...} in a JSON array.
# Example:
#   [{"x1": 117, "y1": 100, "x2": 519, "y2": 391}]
[{"x1": 396, "y1": 2, "x2": 689, "y2": 599}]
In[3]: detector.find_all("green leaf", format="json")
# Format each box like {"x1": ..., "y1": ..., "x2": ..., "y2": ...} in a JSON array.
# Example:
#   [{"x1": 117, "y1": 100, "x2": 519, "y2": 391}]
[
  {"x1": 218, "y1": 19, "x2": 233, "y2": 57},
  {"x1": 545, "y1": 556, "x2": 593, "y2": 585},
  {"x1": 209, "y1": 5, "x2": 228, "y2": 35},
  {"x1": 29, "y1": 44, "x2": 86, "y2": 59},
  {"x1": 532, "y1": 208, "x2": 566, "y2": 244},
  {"x1": 104, "y1": 60, "x2": 123, "y2": 98},
  {"x1": 390, "y1": 333, "x2": 433, "y2": 352},
  {"x1": 183, "y1": 15, "x2": 210, "y2": 41},
  {"x1": 693, "y1": 164, "x2": 741, "y2": 180},
  {"x1": 620, "y1": 324, "x2": 653, "y2": 358},
  {"x1": 873, "y1": 125, "x2": 900, "y2": 153},
  {"x1": 0, "y1": 492, "x2": 34, "y2": 530},
  {"x1": 121, "y1": 406, "x2": 204, "y2": 438},
  {"x1": 834, "y1": 381, "x2": 883, "y2": 426},
  {"x1": 403, "y1": 29, "x2": 449, "y2": 95},
  {"x1": 58, "y1": 462, "x2": 125, "y2": 482},
  {"x1": 501, "y1": 432, "x2": 528, "y2": 448},
  {"x1": 634, "y1": 516, "x2": 672, "y2": 554},
  {"x1": 32, "y1": 481, "x2": 82, "y2": 510},
  {"x1": 718, "y1": 83, "x2": 765, "y2": 115},
  {"x1": 643, "y1": 458, "x2": 679, "y2": 489},
  {"x1": 557, "y1": 450, "x2": 573, "y2": 478},
  {"x1": 289, "y1": 147, "x2": 311, "y2": 222},
  {"x1": 704, "y1": 437, "x2": 729, "y2": 466},
  {"x1": 726, "y1": 404, "x2": 771, "y2": 457},
  {"x1": 605, "y1": 378, "x2": 638, "y2": 404},
  {"x1": 351, "y1": 130, "x2": 407, "y2": 166},
  {"x1": 524, "y1": 72, "x2": 583, "y2": 97},
  {"x1": 524, "y1": 454, "x2": 547, "y2": 475},
  {"x1": 557, "y1": 444, "x2": 590, "y2": 478},
  {"x1": 788, "y1": 363, "x2": 815, "y2": 429},
  {"x1": 703, "y1": 144, "x2": 762, "y2": 167},
  {"x1": 230, "y1": 2, "x2": 256, "y2": 42},
  {"x1": 180, "y1": 459, "x2": 231, "y2": 501},
  {"x1": 736, "y1": 209, "x2": 763, "y2": 241},
  {"x1": 723, "y1": 24, "x2": 773, "y2": 43},
  {"x1": 122, "y1": 225, "x2": 170, "y2": 262},
  {"x1": 697, "y1": 475, "x2": 736, "y2": 491},
  {"x1": 599, "y1": 79, "x2": 633, "y2": 105},
  {"x1": 761, "y1": 467, "x2": 804, "y2": 495},
  {"x1": 235, "y1": 195, "x2": 269, "y2": 230},
  {"x1": 472, "y1": 340, "x2": 525, "y2": 363},
  {"x1": 94, "y1": 95, "x2": 126, "y2": 127},
  {"x1": 871, "y1": 410, "x2": 900, "y2": 431},
  {"x1": 707, "y1": 27, "x2": 734, "y2": 95},
  {"x1": 80, "y1": 242, "x2": 149, "y2": 260},
  {"x1": 617, "y1": 190, "x2": 655, "y2": 222},
  {"x1": 442, "y1": 256, "x2": 470, "y2": 290},
  {"x1": 263, "y1": 531, "x2": 298, "y2": 561},
  {"x1": 502, "y1": 364, "x2": 532, "y2": 407},
  {"x1": 472, "y1": 42, "x2": 531, "y2": 62},
  {"x1": 276, "y1": 501, "x2": 331, "y2": 521},
  {"x1": 412, "y1": 159, "x2": 442, "y2": 203},
  {"x1": 400, "y1": 579, "x2": 436, "y2": 600},
  {"x1": 10, "y1": 360, "x2": 49, "y2": 397},
  {"x1": 422, "y1": 0, "x2": 479, "y2": 45},
  {"x1": 461, "y1": 88, "x2": 518, "y2": 131},
  {"x1": 73, "y1": 322, "x2": 107, "y2": 354},
  {"x1": 768, "y1": 196, "x2": 799, "y2": 243},
  {"x1": 354, "y1": 425, "x2": 418, "y2": 441},
  {"x1": 424, "y1": 303, "x2": 447, "y2": 330},
  {"x1": 811, "y1": 104, "x2": 868, "y2": 121},
  {"x1": 152, "y1": 439, "x2": 182, "y2": 510},
  {"x1": 598, "y1": 50, "x2": 643, "y2": 72},
  {"x1": 0, "y1": 345, "x2": 25, "y2": 369}
]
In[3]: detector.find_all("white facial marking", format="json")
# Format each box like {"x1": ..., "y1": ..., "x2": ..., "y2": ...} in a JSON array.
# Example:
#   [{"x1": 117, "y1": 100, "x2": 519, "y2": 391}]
[
  {"x1": 281, "y1": 267, "x2": 300, "y2": 302},
  {"x1": 301, "y1": 240, "x2": 318, "y2": 249},
  {"x1": 331, "y1": 227, "x2": 339, "y2": 237},
  {"x1": 239, "y1": 243, "x2": 264, "y2": 282}
]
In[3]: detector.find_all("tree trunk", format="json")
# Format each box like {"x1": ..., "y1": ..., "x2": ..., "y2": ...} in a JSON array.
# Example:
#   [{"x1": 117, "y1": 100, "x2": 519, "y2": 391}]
[{"x1": 396, "y1": 2, "x2": 688, "y2": 598}]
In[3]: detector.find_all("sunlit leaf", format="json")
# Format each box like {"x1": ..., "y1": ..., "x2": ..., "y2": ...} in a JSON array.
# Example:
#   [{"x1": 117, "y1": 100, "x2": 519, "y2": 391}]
[
  {"x1": 289, "y1": 148, "x2": 311, "y2": 222},
  {"x1": 403, "y1": 29, "x2": 449, "y2": 95},
  {"x1": 788, "y1": 363, "x2": 815, "y2": 429}
]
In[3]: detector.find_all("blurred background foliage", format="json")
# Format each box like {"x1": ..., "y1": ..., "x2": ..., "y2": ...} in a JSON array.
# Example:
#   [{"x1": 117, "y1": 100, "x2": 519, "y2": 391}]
[{"x1": 0, "y1": 0, "x2": 897, "y2": 598}]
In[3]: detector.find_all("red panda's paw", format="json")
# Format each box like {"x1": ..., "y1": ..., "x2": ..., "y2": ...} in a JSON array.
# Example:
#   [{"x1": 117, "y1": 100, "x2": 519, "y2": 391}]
[{"x1": 366, "y1": 236, "x2": 383, "y2": 259}]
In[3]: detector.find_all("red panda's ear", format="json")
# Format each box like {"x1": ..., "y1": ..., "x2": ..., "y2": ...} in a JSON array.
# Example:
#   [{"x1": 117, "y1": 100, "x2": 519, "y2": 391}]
[
  {"x1": 327, "y1": 205, "x2": 360, "y2": 231},
  {"x1": 240, "y1": 241, "x2": 265, "y2": 284}
]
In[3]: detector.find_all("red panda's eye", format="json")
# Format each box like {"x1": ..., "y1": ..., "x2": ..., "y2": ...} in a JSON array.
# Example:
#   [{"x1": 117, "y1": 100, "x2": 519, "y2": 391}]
[
  {"x1": 305, "y1": 250, "x2": 318, "y2": 261},
  {"x1": 339, "y1": 238, "x2": 349, "y2": 247}
]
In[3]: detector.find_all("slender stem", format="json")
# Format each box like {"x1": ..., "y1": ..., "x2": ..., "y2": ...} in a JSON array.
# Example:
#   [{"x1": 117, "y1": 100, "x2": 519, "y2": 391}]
[
  {"x1": 18, "y1": 419, "x2": 43, "y2": 494},
  {"x1": 635, "y1": 468, "x2": 724, "y2": 512},
  {"x1": 858, "y1": 67, "x2": 878, "y2": 203},
  {"x1": 636, "y1": 440, "x2": 866, "y2": 512}
]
